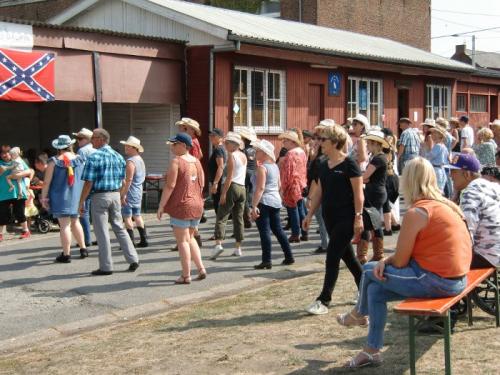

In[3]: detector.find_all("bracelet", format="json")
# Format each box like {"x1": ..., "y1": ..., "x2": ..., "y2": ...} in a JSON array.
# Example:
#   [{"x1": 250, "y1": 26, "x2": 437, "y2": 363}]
[{"x1": 355, "y1": 212, "x2": 363, "y2": 217}]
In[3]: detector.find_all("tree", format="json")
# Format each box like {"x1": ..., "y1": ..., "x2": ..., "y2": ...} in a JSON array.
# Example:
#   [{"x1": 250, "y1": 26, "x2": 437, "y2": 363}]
[{"x1": 207, "y1": 0, "x2": 262, "y2": 14}]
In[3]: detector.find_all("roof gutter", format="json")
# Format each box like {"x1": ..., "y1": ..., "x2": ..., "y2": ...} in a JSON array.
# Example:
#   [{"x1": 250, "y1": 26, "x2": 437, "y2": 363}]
[{"x1": 227, "y1": 34, "x2": 475, "y2": 74}]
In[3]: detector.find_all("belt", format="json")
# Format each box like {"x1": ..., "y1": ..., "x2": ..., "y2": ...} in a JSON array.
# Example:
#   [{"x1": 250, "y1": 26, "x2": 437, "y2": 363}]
[{"x1": 93, "y1": 189, "x2": 120, "y2": 194}]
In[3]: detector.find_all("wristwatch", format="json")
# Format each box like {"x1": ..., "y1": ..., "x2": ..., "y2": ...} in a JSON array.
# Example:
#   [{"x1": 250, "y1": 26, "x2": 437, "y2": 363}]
[{"x1": 355, "y1": 212, "x2": 363, "y2": 217}]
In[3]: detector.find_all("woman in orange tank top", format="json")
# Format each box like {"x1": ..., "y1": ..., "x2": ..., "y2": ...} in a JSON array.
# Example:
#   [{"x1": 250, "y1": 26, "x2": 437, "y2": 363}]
[
  {"x1": 157, "y1": 133, "x2": 206, "y2": 285},
  {"x1": 335, "y1": 157, "x2": 472, "y2": 369}
]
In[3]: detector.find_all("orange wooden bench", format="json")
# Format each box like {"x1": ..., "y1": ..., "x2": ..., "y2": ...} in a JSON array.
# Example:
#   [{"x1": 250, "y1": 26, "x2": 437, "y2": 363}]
[{"x1": 394, "y1": 268, "x2": 499, "y2": 375}]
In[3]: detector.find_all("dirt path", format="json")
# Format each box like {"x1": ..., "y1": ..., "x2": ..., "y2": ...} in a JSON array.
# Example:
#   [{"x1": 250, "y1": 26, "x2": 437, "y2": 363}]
[{"x1": 1, "y1": 271, "x2": 498, "y2": 375}]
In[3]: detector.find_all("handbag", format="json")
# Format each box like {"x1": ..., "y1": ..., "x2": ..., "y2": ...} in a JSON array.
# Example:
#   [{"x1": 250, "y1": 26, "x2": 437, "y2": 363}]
[{"x1": 362, "y1": 206, "x2": 383, "y2": 231}]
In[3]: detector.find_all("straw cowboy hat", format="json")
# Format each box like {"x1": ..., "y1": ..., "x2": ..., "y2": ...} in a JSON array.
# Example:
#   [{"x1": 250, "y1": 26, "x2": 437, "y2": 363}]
[
  {"x1": 420, "y1": 118, "x2": 436, "y2": 128},
  {"x1": 315, "y1": 119, "x2": 336, "y2": 132},
  {"x1": 449, "y1": 117, "x2": 460, "y2": 125},
  {"x1": 251, "y1": 139, "x2": 276, "y2": 161},
  {"x1": 72, "y1": 128, "x2": 93, "y2": 139},
  {"x1": 224, "y1": 131, "x2": 244, "y2": 149},
  {"x1": 238, "y1": 126, "x2": 257, "y2": 142},
  {"x1": 435, "y1": 117, "x2": 450, "y2": 130},
  {"x1": 176, "y1": 117, "x2": 201, "y2": 136},
  {"x1": 351, "y1": 114, "x2": 371, "y2": 131},
  {"x1": 278, "y1": 130, "x2": 301, "y2": 145},
  {"x1": 52, "y1": 135, "x2": 76, "y2": 150},
  {"x1": 429, "y1": 126, "x2": 448, "y2": 139},
  {"x1": 489, "y1": 119, "x2": 500, "y2": 128},
  {"x1": 363, "y1": 130, "x2": 390, "y2": 149},
  {"x1": 120, "y1": 136, "x2": 144, "y2": 153}
]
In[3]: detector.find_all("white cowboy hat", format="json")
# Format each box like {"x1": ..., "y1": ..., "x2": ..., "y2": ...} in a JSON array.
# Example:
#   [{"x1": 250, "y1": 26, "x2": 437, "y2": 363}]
[
  {"x1": 72, "y1": 127, "x2": 93, "y2": 139},
  {"x1": 429, "y1": 126, "x2": 447, "y2": 138},
  {"x1": 435, "y1": 117, "x2": 450, "y2": 130},
  {"x1": 176, "y1": 117, "x2": 201, "y2": 136},
  {"x1": 224, "y1": 131, "x2": 244, "y2": 149},
  {"x1": 420, "y1": 118, "x2": 436, "y2": 127},
  {"x1": 278, "y1": 130, "x2": 301, "y2": 145},
  {"x1": 120, "y1": 136, "x2": 144, "y2": 153},
  {"x1": 351, "y1": 114, "x2": 371, "y2": 132},
  {"x1": 238, "y1": 126, "x2": 257, "y2": 142},
  {"x1": 251, "y1": 139, "x2": 276, "y2": 161},
  {"x1": 363, "y1": 130, "x2": 390, "y2": 149},
  {"x1": 489, "y1": 119, "x2": 500, "y2": 128},
  {"x1": 52, "y1": 135, "x2": 76, "y2": 150}
]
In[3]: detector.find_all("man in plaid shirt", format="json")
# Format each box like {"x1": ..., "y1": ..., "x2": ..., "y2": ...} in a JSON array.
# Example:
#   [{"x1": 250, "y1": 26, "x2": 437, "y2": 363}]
[
  {"x1": 79, "y1": 128, "x2": 139, "y2": 276},
  {"x1": 397, "y1": 118, "x2": 421, "y2": 173}
]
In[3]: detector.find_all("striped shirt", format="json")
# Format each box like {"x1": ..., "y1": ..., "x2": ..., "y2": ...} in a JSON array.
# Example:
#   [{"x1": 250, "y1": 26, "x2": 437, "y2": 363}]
[
  {"x1": 398, "y1": 128, "x2": 421, "y2": 160},
  {"x1": 82, "y1": 145, "x2": 126, "y2": 192},
  {"x1": 460, "y1": 178, "x2": 500, "y2": 266}
]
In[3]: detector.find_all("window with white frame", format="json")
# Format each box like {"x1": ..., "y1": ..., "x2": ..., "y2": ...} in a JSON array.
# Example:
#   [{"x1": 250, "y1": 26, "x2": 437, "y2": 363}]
[
  {"x1": 232, "y1": 66, "x2": 286, "y2": 133},
  {"x1": 425, "y1": 84, "x2": 451, "y2": 119},
  {"x1": 470, "y1": 94, "x2": 487, "y2": 112},
  {"x1": 347, "y1": 77, "x2": 383, "y2": 127}
]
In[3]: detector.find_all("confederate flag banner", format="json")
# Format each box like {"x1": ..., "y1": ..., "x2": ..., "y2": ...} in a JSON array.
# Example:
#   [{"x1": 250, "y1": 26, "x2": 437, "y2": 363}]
[{"x1": 0, "y1": 48, "x2": 55, "y2": 102}]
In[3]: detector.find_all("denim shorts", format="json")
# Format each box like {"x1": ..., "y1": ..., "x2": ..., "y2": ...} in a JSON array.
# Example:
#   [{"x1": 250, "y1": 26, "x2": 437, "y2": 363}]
[
  {"x1": 52, "y1": 213, "x2": 79, "y2": 219},
  {"x1": 122, "y1": 205, "x2": 141, "y2": 217},
  {"x1": 170, "y1": 216, "x2": 200, "y2": 229}
]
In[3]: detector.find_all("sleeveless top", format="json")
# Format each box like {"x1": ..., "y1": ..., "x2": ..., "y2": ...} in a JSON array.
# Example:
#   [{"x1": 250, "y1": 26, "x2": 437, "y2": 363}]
[
  {"x1": 255, "y1": 163, "x2": 281, "y2": 209},
  {"x1": 280, "y1": 147, "x2": 308, "y2": 207},
  {"x1": 48, "y1": 155, "x2": 85, "y2": 216},
  {"x1": 411, "y1": 200, "x2": 472, "y2": 278},
  {"x1": 232, "y1": 151, "x2": 246, "y2": 186},
  {"x1": 125, "y1": 155, "x2": 146, "y2": 207},
  {"x1": 163, "y1": 157, "x2": 204, "y2": 220}
]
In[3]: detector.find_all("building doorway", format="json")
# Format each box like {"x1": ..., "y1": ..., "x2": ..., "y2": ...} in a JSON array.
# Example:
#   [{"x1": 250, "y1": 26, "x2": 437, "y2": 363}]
[
  {"x1": 308, "y1": 84, "x2": 324, "y2": 129},
  {"x1": 397, "y1": 89, "x2": 409, "y2": 136},
  {"x1": 490, "y1": 95, "x2": 498, "y2": 122}
]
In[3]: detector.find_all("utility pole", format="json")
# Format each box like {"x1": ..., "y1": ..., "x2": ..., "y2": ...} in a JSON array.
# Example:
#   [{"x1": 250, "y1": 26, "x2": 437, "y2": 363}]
[{"x1": 471, "y1": 34, "x2": 476, "y2": 68}]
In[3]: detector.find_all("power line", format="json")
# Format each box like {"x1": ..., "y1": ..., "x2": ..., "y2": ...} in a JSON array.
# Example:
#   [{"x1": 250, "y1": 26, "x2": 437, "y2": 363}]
[
  {"x1": 432, "y1": 15, "x2": 500, "y2": 33},
  {"x1": 431, "y1": 26, "x2": 500, "y2": 39},
  {"x1": 432, "y1": 8, "x2": 500, "y2": 17}
]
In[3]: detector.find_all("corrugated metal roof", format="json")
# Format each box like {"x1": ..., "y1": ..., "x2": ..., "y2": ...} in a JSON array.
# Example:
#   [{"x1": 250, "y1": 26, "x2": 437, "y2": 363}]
[
  {"x1": 147, "y1": 0, "x2": 473, "y2": 72},
  {"x1": 465, "y1": 49, "x2": 500, "y2": 70},
  {"x1": 0, "y1": 16, "x2": 186, "y2": 44}
]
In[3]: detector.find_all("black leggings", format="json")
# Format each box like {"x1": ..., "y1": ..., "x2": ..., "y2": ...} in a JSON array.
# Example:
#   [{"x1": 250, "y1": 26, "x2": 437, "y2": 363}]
[
  {"x1": 0, "y1": 198, "x2": 26, "y2": 225},
  {"x1": 361, "y1": 188, "x2": 386, "y2": 240},
  {"x1": 317, "y1": 216, "x2": 363, "y2": 305}
]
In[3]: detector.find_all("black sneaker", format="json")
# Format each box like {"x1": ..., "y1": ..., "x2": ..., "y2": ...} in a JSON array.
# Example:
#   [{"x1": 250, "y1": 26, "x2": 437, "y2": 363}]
[
  {"x1": 254, "y1": 262, "x2": 272, "y2": 270},
  {"x1": 55, "y1": 253, "x2": 71, "y2": 263},
  {"x1": 391, "y1": 224, "x2": 401, "y2": 232},
  {"x1": 91, "y1": 269, "x2": 113, "y2": 276},
  {"x1": 200, "y1": 215, "x2": 207, "y2": 223},
  {"x1": 300, "y1": 234, "x2": 309, "y2": 241},
  {"x1": 80, "y1": 248, "x2": 89, "y2": 258},
  {"x1": 383, "y1": 229, "x2": 393, "y2": 236},
  {"x1": 128, "y1": 262, "x2": 140, "y2": 272},
  {"x1": 281, "y1": 258, "x2": 295, "y2": 265},
  {"x1": 312, "y1": 246, "x2": 327, "y2": 254}
]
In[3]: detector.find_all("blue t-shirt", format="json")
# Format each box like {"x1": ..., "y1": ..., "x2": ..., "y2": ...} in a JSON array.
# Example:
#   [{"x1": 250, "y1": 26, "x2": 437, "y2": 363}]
[{"x1": 0, "y1": 159, "x2": 28, "y2": 201}]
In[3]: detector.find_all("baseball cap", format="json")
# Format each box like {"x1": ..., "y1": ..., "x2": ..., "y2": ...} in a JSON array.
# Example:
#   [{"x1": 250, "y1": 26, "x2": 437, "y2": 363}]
[
  {"x1": 445, "y1": 153, "x2": 481, "y2": 173},
  {"x1": 209, "y1": 128, "x2": 224, "y2": 137},
  {"x1": 166, "y1": 133, "x2": 192, "y2": 148}
]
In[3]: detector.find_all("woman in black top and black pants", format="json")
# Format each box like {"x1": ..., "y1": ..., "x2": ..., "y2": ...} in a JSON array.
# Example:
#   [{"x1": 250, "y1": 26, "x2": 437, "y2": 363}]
[
  {"x1": 303, "y1": 124, "x2": 364, "y2": 315},
  {"x1": 357, "y1": 130, "x2": 389, "y2": 264}
]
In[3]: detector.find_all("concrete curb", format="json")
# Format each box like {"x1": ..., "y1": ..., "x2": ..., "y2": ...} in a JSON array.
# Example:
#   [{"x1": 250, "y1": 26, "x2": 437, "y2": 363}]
[{"x1": 0, "y1": 262, "x2": 324, "y2": 354}]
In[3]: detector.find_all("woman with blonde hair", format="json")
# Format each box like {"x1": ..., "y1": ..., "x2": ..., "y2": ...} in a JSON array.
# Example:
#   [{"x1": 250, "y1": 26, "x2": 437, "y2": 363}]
[
  {"x1": 336, "y1": 157, "x2": 471, "y2": 369},
  {"x1": 279, "y1": 129, "x2": 308, "y2": 243},
  {"x1": 473, "y1": 127, "x2": 497, "y2": 166}
]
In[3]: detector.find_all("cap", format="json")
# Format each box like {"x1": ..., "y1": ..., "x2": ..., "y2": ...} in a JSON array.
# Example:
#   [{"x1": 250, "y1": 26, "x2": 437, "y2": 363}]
[
  {"x1": 209, "y1": 128, "x2": 224, "y2": 137},
  {"x1": 398, "y1": 117, "x2": 412, "y2": 124},
  {"x1": 445, "y1": 153, "x2": 481, "y2": 173},
  {"x1": 166, "y1": 133, "x2": 193, "y2": 148}
]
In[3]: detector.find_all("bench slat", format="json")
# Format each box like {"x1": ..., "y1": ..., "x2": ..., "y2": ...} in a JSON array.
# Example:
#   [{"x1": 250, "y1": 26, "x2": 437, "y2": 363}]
[{"x1": 394, "y1": 268, "x2": 495, "y2": 316}]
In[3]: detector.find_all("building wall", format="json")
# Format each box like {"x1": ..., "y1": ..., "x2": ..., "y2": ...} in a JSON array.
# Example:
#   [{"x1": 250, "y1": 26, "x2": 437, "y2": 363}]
[
  {"x1": 281, "y1": 0, "x2": 431, "y2": 51},
  {"x1": 456, "y1": 81, "x2": 499, "y2": 128},
  {"x1": 0, "y1": 0, "x2": 79, "y2": 21}
]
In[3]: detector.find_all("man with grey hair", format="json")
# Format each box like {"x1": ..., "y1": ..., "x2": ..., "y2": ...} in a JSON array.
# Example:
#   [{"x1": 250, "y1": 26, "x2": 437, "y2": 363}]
[{"x1": 79, "y1": 128, "x2": 139, "y2": 275}]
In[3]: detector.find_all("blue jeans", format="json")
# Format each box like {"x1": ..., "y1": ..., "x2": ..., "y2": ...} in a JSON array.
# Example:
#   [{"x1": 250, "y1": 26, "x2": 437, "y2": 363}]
[
  {"x1": 356, "y1": 260, "x2": 467, "y2": 350},
  {"x1": 286, "y1": 199, "x2": 307, "y2": 237},
  {"x1": 255, "y1": 204, "x2": 294, "y2": 263},
  {"x1": 314, "y1": 204, "x2": 329, "y2": 250},
  {"x1": 79, "y1": 197, "x2": 91, "y2": 246}
]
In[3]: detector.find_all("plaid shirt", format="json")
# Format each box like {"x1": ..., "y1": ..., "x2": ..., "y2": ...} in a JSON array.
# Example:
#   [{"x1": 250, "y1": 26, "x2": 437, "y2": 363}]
[
  {"x1": 82, "y1": 145, "x2": 126, "y2": 192},
  {"x1": 398, "y1": 128, "x2": 421, "y2": 160}
]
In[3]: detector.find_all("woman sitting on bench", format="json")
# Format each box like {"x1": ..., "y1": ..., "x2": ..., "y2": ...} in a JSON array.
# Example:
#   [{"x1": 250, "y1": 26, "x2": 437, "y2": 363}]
[{"x1": 336, "y1": 157, "x2": 472, "y2": 369}]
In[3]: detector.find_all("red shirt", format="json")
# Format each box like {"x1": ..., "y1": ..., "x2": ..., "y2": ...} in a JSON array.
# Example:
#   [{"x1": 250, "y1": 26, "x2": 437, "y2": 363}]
[{"x1": 190, "y1": 137, "x2": 202, "y2": 160}]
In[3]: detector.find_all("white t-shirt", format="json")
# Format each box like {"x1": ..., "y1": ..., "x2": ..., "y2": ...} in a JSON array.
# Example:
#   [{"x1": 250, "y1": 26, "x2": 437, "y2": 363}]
[{"x1": 460, "y1": 125, "x2": 474, "y2": 150}]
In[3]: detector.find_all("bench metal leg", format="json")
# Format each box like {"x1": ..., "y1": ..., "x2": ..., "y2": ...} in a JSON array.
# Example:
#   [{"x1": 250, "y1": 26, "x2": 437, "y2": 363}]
[
  {"x1": 466, "y1": 295, "x2": 473, "y2": 326},
  {"x1": 443, "y1": 312, "x2": 452, "y2": 375},
  {"x1": 409, "y1": 315, "x2": 416, "y2": 375}
]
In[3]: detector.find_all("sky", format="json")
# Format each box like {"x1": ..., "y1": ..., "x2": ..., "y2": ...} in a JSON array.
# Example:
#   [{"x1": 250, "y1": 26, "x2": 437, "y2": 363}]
[{"x1": 431, "y1": 0, "x2": 500, "y2": 57}]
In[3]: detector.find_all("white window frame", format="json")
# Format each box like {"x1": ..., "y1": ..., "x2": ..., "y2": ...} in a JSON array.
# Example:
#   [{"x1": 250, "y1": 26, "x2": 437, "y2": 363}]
[
  {"x1": 232, "y1": 66, "x2": 286, "y2": 134},
  {"x1": 426, "y1": 84, "x2": 451, "y2": 119},
  {"x1": 347, "y1": 76, "x2": 383, "y2": 127}
]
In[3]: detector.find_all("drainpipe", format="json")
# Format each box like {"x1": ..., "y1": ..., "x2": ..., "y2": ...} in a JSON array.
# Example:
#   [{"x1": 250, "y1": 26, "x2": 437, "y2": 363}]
[
  {"x1": 208, "y1": 41, "x2": 240, "y2": 154},
  {"x1": 298, "y1": 0, "x2": 302, "y2": 22}
]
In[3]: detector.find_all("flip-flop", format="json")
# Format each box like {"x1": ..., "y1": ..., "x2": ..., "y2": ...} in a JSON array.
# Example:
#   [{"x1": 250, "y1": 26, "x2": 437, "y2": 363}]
[{"x1": 344, "y1": 351, "x2": 382, "y2": 368}]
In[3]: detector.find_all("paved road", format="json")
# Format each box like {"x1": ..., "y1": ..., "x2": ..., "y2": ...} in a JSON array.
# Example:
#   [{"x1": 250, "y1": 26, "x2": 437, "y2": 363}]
[{"x1": 0, "y1": 210, "x2": 398, "y2": 342}]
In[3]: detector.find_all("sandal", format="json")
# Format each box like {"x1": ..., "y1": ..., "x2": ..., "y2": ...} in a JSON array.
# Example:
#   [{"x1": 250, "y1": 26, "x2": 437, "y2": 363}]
[
  {"x1": 336, "y1": 311, "x2": 369, "y2": 327},
  {"x1": 174, "y1": 275, "x2": 191, "y2": 284},
  {"x1": 196, "y1": 268, "x2": 207, "y2": 281},
  {"x1": 344, "y1": 351, "x2": 382, "y2": 368}
]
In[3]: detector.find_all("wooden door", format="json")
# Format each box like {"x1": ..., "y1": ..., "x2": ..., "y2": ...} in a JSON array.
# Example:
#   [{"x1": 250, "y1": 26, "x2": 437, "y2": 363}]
[{"x1": 308, "y1": 84, "x2": 324, "y2": 129}]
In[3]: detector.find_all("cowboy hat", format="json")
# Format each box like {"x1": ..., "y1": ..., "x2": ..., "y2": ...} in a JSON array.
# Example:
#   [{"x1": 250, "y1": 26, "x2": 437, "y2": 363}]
[
  {"x1": 420, "y1": 118, "x2": 436, "y2": 127},
  {"x1": 238, "y1": 126, "x2": 257, "y2": 142},
  {"x1": 449, "y1": 117, "x2": 460, "y2": 125},
  {"x1": 429, "y1": 126, "x2": 448, "y2": 138},
  {"x1": 176, "y1": 117, "x2": 201, "y2": 136},
  {"x1": 315, "y1": 119, "x2": 336, "y2": 132},
  {"x1": 72, "y1": 128, "x2": 93, "y2": 139},
  {"x1": 224, "y1": 131, "x2": 244, "y2": 149},
  {"x1": 351, "y1": 114, "x2": 371, "y2": 132},
  {"x1": 363, "y1": 130, "x2": 390, "y2": 149},
  {"x1": 489, "y1": 119, "x2": 500, "y2": 128},
  {"x1": 435, "y1": 117, "x2": 450, "y2": 130},
  {"x1": 52, "y1": 135, "x2": 76, "y2": 150},
  {"x1": 278, "y1": 130, "x2": 301, "y2": 144},
  {"x1": 120, "y1": 136, "x2": 144, "y2": 153},
  {"x1": 251, "y1": 139, "x2": 276, "y2": 161}
]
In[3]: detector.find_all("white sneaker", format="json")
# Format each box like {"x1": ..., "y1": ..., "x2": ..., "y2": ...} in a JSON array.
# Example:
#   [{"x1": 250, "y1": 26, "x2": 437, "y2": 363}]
[
  {"x1": 232, "y1": 248, "x2": 242, "y2": 257},
  {"x1": 210, "y1": 245, "x2": 224, "y2": 260},
  {"x1": 306, "y1": 300, "x2": 329, "y2": 315}
]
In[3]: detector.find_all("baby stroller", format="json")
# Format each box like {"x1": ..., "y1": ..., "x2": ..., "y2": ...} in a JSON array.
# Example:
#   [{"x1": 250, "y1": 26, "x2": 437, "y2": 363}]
[{"x1": 29, "y1": 186, "x2": 58, "y2": 234}]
